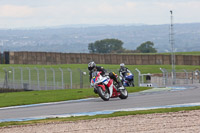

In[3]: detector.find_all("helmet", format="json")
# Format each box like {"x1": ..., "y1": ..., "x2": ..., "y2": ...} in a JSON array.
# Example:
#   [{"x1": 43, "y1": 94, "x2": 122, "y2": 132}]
[
  {"x1": 120, "y1": 63, "x2": 125, "y2": 67},
  {"x1": 88, "y1": 61, "x2": 96, "y2": 71}
]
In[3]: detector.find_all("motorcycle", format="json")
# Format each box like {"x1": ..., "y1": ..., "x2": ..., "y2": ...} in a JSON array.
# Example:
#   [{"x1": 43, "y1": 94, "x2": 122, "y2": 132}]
[
  {"x1": 91, "y1": 71, "x2": 128, "y2": 101},
  {"x1": 119, "y1": 72, "x2": 134, "y2": 87}
]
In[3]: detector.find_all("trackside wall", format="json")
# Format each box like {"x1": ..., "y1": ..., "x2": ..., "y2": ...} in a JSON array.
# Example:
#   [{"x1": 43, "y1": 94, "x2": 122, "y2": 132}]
[{"x1": 5, "y1": 51, "x2": 200, "y2": 65}]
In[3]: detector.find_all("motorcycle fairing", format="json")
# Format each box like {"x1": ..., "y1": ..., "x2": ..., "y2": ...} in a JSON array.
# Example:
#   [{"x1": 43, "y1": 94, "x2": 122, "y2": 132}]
[
  {"x1": 103, "y1": 78, "x2": 113, "y2": 97},
  {"x1": 97, "y1": 84, "x2": 106, "y2": 91}
]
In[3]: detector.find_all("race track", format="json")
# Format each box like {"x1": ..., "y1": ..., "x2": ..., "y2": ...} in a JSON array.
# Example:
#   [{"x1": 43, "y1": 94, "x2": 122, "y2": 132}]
[{"x1": 0, "y1": 84, "x2": 200, "y2": 122}]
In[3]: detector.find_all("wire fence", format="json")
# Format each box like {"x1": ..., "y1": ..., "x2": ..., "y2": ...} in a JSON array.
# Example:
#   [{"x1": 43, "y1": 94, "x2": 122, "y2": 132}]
[
  {"x1": 1, "y1": 67, "x2": 85, "y2": 90},
  {"x1": 0, "y1": 67, "x2": 199, "y2": 91},
  {"x1": 0, "y1": 67, "x2": 139, "y2": 91},
  {"x1": 151, "y1": 69, "x2": 200, "y2": 87}
]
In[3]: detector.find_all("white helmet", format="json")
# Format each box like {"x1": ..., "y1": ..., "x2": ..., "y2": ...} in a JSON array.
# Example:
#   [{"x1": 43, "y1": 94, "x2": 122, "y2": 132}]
[{"x1": 120, "y1": 63, "x2": 125, "y2": 67}]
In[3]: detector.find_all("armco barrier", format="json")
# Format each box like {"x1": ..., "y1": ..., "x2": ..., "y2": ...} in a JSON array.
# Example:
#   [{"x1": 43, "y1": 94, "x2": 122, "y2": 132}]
[{"x1": 4, "y1": 51, "x2": 200, "y2": 65}]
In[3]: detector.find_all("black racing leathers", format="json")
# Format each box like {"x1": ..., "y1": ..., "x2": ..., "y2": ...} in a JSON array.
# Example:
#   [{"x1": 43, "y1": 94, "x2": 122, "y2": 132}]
[
  {"x1": 89, "y1": 66, "x2": 106, "y2": 82},
  {"x1": 89, "y1": 66, "x2": 120, "y2": 86},
  {"x1": 119, "y1": 67, "x2": 130, "y2": 77}
]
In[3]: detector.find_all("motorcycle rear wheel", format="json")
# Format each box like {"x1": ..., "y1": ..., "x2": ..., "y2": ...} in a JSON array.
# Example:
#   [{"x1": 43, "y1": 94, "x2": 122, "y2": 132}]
[
  {"x1": 97, "y1": 86, "x2": 110, "y2": 101},
  {"x1": 119, "y1": 87, "x2": 128, "y2": 99},
  {"x1": 130, "y1": 82, "x2": 135, "y2": 87}
]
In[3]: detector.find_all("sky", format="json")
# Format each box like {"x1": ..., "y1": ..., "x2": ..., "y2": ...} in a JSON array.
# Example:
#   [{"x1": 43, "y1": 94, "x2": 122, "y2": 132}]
[{"x1": 0, "y1": 0, "x2": 200, "y2": 29}]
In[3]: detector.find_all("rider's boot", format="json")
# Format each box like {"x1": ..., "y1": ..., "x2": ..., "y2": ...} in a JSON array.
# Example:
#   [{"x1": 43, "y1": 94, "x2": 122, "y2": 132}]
[
  {"x1": 116, "y1": 82, "x2": 122, "y2": 92},
  {"x1": 117, "y1": 81, "x2": 122, "y2": 88},
  {"x1": 114, "y1": 76, "x2": 122, "y2": 87},
  {"x1": 113, "y1": 77, "x2": 122, "y2": 90},
  {"x1": 109, "y1": 72, "x2": 122, "y2": 91}
]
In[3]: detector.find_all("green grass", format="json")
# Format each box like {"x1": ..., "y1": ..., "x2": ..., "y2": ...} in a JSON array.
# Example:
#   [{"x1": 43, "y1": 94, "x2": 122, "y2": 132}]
[
  {"x1": 0, "y1": 64, "x2": 199, "y2": 89},
  {"x1": 0, "y1": 63, "x2": 199, "y2": 127},
  {"x1": 1, "y1": 64, "x2": 199, "y2": 74},
  {"x1": 101, "y1": 64, "x2": 200, "y2": 74},
  {"x1": 0, "y1": 64, "x2": 89, "y2": 88},
  {"x1": 1, "y1": 105, "x2": 200, "y2": 127},
  {"x1": 0, "y1": 87, "x2": 150, "y2": 108}
]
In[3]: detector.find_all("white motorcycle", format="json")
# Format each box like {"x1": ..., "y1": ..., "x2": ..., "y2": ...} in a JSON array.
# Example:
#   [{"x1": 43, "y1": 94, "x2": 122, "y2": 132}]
[{"x1": 91, "y1": 71, "x2": 128, "y2": 101}]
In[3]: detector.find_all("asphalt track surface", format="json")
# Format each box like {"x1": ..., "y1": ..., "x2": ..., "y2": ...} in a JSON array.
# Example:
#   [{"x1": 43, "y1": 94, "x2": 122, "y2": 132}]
[{"x1": 0, "y1": 84, "x2": 200, "y2": 122}]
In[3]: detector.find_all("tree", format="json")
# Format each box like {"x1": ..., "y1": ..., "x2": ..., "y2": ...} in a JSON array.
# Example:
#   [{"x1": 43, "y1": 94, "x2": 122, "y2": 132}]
[
  {"x1": 136, "y1": 41, "x2": 157, "y2": 53},
  {"x1": 88, "y1": 39, "x2": 124, "y2": 53}
]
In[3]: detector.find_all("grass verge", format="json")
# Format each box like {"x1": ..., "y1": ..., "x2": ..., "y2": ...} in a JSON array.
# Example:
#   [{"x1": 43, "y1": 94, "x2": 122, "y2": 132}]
[
  {"x1": 0, "y1": 87, "x2": 150, "y2": 108},
  {"x1": 1, "y1": 106, "x2": 200, "y2": 127},
  {"x1": 1, "y1": 64, "x2": 199, "y2": 74}
]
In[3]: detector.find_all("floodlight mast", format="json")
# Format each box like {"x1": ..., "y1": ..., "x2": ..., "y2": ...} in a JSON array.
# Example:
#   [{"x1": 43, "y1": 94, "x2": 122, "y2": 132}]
[{"x1": 170, "y1": 10, "x2": 176, "y2": 85}]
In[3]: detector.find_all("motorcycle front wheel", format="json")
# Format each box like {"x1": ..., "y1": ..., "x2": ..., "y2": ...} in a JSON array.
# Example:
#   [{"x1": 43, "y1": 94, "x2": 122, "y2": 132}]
[
  {"x1": 119, "y1": 87, "x2": 128, "y2": 99},
  {"x1": 97, "y1": 86, "x2": 110, "y2": 101}
]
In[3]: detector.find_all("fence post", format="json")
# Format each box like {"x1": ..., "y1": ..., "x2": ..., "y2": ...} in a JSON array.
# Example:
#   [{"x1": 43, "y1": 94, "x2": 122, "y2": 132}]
[
  {"x1": 183, "y1": 69, "x2": 189, "y2": 84},
  {"x1": 42, "y1": 68, "x2": 47, "y2": 90},
  {"x1": 3, "y1": 68, "x2": 8, "y2": 88},
  {"x1": 27, "y1": 67, "x2": 31, "y2": 90},
  {"x1": 67, "y1": 68, "x2": 73, "y2": 89},
  {"x1": 135, "y1": 68, "x2": 141, "y2": 87},
  {"x1": 163, "y1": 68, "x2": 168, "y2": 85},
  {"x1": 197, "y1": 70, "x2": 200, "y2": 83},
  {"x1": 191, "y1": 71, "x2": 194, "y2": 84},
  {"x1": 34, "y1": 67, "x2": 40, "y2": 90},
  {"x1": 50, "y1": 68, "x2": 56, "y2": 90},
  {"x1": 10, "y1": 67, "x2": 15, "y2": 89},
  {"x1": 19, "y1": 67, "x2": 23, "y2": 89},
  {"x1": 59, "y1": 68, "x2": 64, "y2": 89},
  {"x1": 78, "y1": 69, "x2": 83, "y2": 88},
  {"x1": 160, "y1": 68, "x2": 166, "y2": 86},
  {"x1": 172, "y1": 69, "x2": 176, "y2": 85}
]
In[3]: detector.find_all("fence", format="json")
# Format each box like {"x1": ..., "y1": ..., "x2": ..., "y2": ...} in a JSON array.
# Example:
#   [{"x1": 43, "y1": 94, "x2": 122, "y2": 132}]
[
  {"x1": 0, "y1": 67, "x2": 139, "y2": 91},
  {"x1": 150, "y1": 69, "x2": 200, "y2": 87},
  {"x1": 1, "y1": 66, "x2": 199, "y2": 91},
  {"x1": 1, "y1": 67, "x2": 87, "y2": 90}
]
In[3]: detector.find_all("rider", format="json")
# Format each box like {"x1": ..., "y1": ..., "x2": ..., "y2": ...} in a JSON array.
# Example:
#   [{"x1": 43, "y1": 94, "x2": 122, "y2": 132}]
[
  {"x1": 88, "y1": 61, "x2": 122, "y2": 92},
  {"x1": 119, "y1": 63, "x2": 131, "y2": 79}
]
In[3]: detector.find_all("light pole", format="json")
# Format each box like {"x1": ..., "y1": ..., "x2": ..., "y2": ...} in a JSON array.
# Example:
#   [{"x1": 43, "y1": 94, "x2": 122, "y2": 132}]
[
  {"x1": 170, "y1": 10, "x2": 176, "y2": 85},
  {"x1": 0, "y1": 40, "x2": 3, "y2": 53}
]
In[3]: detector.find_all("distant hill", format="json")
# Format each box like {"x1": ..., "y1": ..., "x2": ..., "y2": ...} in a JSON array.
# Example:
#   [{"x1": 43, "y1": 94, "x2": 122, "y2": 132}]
[{"x1": 0, "y1": 23, "x2": 200, "y2": 53}]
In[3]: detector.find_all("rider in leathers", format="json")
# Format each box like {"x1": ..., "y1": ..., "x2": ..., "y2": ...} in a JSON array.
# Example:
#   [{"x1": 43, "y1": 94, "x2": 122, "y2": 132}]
[
  {"x1": 88, "y1": 61, "x2": 122, "y2": 93},
  {"x1": 119, "y1": 63, "x2": 131, "y2": 81}
]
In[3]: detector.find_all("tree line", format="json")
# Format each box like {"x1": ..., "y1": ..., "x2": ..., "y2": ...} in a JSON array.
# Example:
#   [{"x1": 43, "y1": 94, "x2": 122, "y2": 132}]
[{"x1": 88, "y1": 38, "x2": 157, "y2": 53}]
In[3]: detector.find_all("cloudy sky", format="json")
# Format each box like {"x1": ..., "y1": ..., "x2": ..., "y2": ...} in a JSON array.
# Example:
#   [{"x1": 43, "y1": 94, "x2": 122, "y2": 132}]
[{"x1": 0, "y1": 0, "x2": 200, "y2": 28}]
